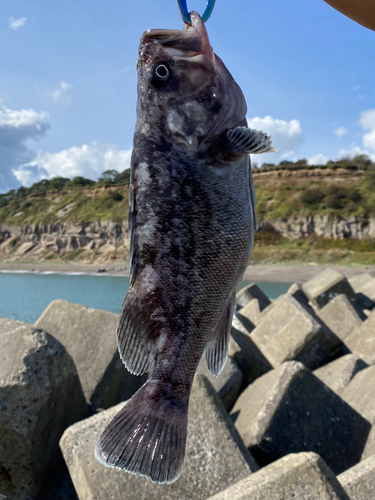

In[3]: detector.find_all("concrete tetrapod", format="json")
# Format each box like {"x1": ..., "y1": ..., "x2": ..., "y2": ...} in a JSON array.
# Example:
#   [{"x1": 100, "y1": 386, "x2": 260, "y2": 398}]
[{"x1": 60, "y1": 375, "x2": 258, "y2": 500}]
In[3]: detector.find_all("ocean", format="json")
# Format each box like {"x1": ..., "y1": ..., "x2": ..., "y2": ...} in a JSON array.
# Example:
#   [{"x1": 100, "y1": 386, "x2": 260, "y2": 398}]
[{"x1": 0, "y1": 272, "x2": 291, "y2": 324}]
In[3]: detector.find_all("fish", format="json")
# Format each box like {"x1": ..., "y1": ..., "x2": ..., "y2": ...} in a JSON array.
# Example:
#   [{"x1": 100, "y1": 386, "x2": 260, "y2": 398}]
[{"x1": 95, "y1": 11, "x2": 275, "y2": 484}]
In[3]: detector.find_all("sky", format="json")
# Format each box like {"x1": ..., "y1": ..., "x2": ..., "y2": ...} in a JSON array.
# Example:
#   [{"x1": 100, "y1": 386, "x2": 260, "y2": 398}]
[{"x1": 0, "y1": 0, "x2": 374, "y2": 192}]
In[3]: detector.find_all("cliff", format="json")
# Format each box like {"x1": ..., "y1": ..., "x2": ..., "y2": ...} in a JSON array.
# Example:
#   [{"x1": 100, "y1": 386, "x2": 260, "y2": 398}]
[
  {"x1": 0, "y1": 221, "x2": 129, "y2": 263},
  {"x1": 1, "y1": 214, "x2": 375, "y2": 264},
  {"x1": 259, "y1": 215, "x2": 375, "y2": 240}
]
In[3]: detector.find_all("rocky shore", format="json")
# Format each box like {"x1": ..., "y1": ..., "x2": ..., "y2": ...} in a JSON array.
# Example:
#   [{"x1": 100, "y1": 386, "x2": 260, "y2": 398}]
[{"x1": 1, "y1": 267, "x2": 375, "y2": 499}]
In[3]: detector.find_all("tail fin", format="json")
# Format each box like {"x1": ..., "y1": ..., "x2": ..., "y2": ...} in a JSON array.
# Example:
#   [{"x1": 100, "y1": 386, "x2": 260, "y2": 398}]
[{"x1": 95, "y1": 380, "x2": 189, "y2": 484}]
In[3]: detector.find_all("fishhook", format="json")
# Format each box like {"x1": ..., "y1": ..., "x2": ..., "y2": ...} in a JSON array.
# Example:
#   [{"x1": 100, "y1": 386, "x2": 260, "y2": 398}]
[{"x1": 176, "y1": 0, "x2": 216, "y2": 24}]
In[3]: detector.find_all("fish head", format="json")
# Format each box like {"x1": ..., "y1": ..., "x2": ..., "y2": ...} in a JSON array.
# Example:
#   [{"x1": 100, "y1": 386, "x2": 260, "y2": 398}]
[{"x1": 136, "y1": 12, "x2": 247, "y2": 152}]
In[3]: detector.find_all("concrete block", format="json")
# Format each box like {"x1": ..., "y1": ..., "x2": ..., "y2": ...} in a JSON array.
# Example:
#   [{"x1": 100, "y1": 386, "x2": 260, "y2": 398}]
[
  {"x1": 0, "y1": 318, "x2": 87, "y2": 500},
  {"x1": 35, "y1": 299, "x2": 146, "y2": 409},
  {"x1": 349, "y1": 273, "x2": 375, "y2": 292},
  {"x1": 314, "y1": 354, "x2": 368, "y2": 396},
  {"x1": 60, "y1": 376, "x2": 258, "y2": 500},
  {"x1": 237, "y1": 299, "x2": 262, "y2": 326},
  {"x1": 208, "y1": 452, "x2": 350, "y2": 500},
  {"x1": 229, "y1": 324, "x2": 271, "y2": 390},
  {"x1": 236, "y1": 283, "x2": 270, "y2": 309},
  {"x1": 196, "y1": 356, "x2": 242, "y2": 411},
  {"x1": 317, "y1": 294, "x2": 363, "y2": 343},
  {"x1": 231, "y1": 361, "x2": 371, "y2": 475},
  {"x1": 302, "y1": 268, "x2": 357, "y2": 309},
  {"x1": 345, "y1": 310, "x2": 375, "y2": 365},
  {"x1": 338, "y1": 455, "x2": 375, "y2": 500},
  {"x1": 342, "y1": 364, "x2": 375, "y2": 424},
  {"x1": 250, "y1": 295, "x2": 341, "y2": 370},
  {"x1": 361, "y1": 425, "x2": 375, "y2": 461},
  {"x1": 349, "y1": 273, "x2": 375, "y2": 310}
]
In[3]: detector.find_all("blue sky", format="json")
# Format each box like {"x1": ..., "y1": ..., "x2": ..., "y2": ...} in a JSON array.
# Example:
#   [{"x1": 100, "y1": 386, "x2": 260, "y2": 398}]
[{"x1": 0, "y1": 0, "x2": 374, "y2": 192}]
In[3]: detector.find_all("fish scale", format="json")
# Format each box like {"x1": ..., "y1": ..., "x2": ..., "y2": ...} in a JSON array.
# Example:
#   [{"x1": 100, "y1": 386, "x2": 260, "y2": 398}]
[{"x1": 95, "y1": 11, "x2": 275, "y2": 483}]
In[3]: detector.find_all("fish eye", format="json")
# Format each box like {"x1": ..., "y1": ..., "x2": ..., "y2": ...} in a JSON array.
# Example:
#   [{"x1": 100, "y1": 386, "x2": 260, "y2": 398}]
[{"x1": 151, "y1": 63, "x2": 171, "y2": 88}]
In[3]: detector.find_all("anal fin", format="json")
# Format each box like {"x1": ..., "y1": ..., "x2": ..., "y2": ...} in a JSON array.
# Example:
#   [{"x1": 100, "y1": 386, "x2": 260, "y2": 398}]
[
  {"x1": 227, "y1": 126, "x2": 277, "y2": 155},
  {"x1": 205, "y1": 293, "x2": 236, "y2": 377},
  {"x1": 117, "y1": 291, "x2": 157, "y2": 376}
]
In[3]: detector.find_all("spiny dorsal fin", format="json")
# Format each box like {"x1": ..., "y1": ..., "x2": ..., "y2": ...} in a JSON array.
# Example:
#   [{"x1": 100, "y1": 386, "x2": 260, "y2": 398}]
[
  {"x1": 227, "y1": 126, "x2": 277, "y2": 155},
  {"x1": 205, "y1": 293, "x2": 236, "y2": 377}
]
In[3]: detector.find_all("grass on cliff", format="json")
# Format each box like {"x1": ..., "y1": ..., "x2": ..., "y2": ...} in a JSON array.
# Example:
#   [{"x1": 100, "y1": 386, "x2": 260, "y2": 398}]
[
  {"x1": 251, "y1": 230, "x2": 375, "y2": 265},
  {"x1": 254, "y1": 169, "x2": 375, "y2": 220},
  {"x1": 0, "y1": 187, "x2": 129, "y2": 225}
]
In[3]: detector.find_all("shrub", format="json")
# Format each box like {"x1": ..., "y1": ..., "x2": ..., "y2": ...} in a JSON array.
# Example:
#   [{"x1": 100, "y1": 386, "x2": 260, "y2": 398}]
[{"x1": 300, "y1": 189, "x2": 325, "y2": 205}]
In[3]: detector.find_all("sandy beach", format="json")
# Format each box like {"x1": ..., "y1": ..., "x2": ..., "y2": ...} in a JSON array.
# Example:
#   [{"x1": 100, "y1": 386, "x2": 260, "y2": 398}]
[{"x1": 1, "y1": 262, "x2": 374, "y2": 283}]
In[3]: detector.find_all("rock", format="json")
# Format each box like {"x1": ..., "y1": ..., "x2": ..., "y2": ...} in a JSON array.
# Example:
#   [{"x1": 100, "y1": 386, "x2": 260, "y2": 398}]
[
  {"x1": 231, "y1": 361, "x2": 371, "y2": 475},
  {"x1": 345, "y1": 310, "x2": 375, "y2": 365},
  {"x1": 0, "y1": 318, "x2": 87, "y2": 500},
  {"x1": 236, "y1": 283, "x2": 270, "y2": 309},
  {"x1": 196, "y1": 355, "x2": 242, "y2": 411},
  {"x1": 207, "y1": 452, "x2": 350, "y2": 500},
  {"x1": 237, "y1": 299, "x2": 262, "y2": 326},
  {"x1": 338, "y1": 455, "x2": 375, "y2": 500},
  {"x1": 229, "y1": 324, "x2": 271, "y2": 390},
  {"x1": 314, "y1": 354, "x2": 368, "y2": 396},
  {"x1": 301, "y1": 268, "x2": 357, "y2": 309},
  {"x1": 60, "y1": 375, "x2": 258, "y2": 500},
  {"x1": 317, "y1": 294, "x2": 363, "y2": 343},
  {"x1": 342, "y1": 364, "x2": 375, "y2": 424},
  {"x1": 35, "y1": 299, "x2": 146, "y2": 409},
  {"x1": 250, "y1": 295, "x2": 341, "y2": 370}
]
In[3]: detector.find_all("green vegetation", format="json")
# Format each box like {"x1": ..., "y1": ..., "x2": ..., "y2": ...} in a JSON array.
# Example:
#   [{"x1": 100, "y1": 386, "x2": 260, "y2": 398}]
[
  {"x1": 251, "y1": 231, "x2": 375, "y2": 265},
  {"x1": 254, "y1": 155, "x2": 375, "y2": 220},
  {"x1": 0, "y1": 170, "x2": 130, "y2": 225}
]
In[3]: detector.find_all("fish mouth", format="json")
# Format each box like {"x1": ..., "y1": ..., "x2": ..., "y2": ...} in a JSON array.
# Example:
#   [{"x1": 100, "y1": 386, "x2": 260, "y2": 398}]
[{"x1": 140, "y1": 11, "x2": 214, "y2": 63}]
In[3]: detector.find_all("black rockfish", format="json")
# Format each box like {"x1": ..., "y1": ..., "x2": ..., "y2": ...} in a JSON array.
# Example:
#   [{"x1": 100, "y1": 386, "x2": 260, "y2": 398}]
[{"x1": 95, "y1": 11, "x2": 275, "y2": 484}]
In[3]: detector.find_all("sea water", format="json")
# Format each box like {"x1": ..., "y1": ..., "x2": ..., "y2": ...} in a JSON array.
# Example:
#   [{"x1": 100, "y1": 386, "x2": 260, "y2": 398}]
[{"x1": 0, "y1": 272, "x2": 291, "y2": 324}]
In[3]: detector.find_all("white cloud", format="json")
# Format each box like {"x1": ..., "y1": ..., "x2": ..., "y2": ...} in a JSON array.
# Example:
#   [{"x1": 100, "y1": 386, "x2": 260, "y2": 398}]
[
  {"x1": 359, "y1": 109, "x2": 375, "y2": 153},
  {"x1": 9, "y1": 17, "x2": 27, "y2": 30},
  {"x1": 334, "y1": 126, "x2": 348, "y2": 137},
  {"x1": 0, "y1": 106, "x2": 50, "y2": 192},
  {"x1": 338, "y1": 144, "x2": 375, "y2": 162},
  {"x1": 0, "y1": 105, "x2": 132, "y2": 192},
  {"x1": 308, "y1": 154, "x2": 328, "y2": 165},
  {"x1": 351, "y1": 86, "x2": 361, "y2": 91},
  {"x1": 13, "y1": 142, "x2": 132, "y2": 187},
  {"x1": 47, "y1": 81, "x2": 73, "y2": 106},
  {"x1": 247, "y1": 116, "x2": 303, "y2": 165}
]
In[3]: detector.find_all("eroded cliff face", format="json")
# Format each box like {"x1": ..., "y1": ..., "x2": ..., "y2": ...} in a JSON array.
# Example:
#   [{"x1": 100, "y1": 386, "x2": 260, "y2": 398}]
[
  {"x1": 0, "y1": 221, "x2": 130, "y2": 263},
  {"x1": 1, "y1": 215, "x2": 375, "y2": 263},
  {"x1": 258, "y1": 216, "x2": 375, "y2": 240}
]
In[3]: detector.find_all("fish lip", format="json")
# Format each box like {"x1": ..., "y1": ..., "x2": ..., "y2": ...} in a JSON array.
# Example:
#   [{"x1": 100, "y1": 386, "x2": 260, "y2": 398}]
[{"x1": 140, "y1": 11, "x2": 214, "y2": 62}]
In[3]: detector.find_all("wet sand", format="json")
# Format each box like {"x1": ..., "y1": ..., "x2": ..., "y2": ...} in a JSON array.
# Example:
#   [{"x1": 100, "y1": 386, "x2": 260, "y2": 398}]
[{"x1": 1, "y1": 262, "x2": 374, "y2": 283}]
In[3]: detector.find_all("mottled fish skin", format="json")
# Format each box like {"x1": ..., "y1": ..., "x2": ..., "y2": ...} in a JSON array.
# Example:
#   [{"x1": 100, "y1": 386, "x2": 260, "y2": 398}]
[{"x1": 95, "y1": 12, "x2": 274, "y2": 484}]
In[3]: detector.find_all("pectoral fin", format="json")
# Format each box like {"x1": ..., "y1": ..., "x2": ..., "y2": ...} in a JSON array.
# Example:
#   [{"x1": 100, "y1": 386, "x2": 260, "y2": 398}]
[
  {"x1": 227, "y1": 126, "x2": 277, "y2": 155},
  {"x1": 205, "y1": 293, "x2": 236, "y2": 377}
]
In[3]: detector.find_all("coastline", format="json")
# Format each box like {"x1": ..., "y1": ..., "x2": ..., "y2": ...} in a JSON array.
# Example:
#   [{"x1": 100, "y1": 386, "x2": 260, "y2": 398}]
[{"x1": 1, "y1": 262, "x2": 374, "y2": 283}]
